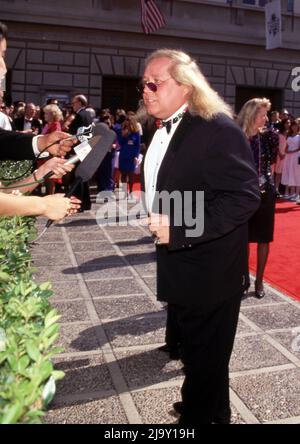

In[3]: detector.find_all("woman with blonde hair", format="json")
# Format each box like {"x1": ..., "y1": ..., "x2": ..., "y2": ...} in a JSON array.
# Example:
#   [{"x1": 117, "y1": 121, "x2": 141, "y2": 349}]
[
  {"x1": 41, "y1": 104, "x2": 63, "y2": 194},
  {"x1": 237, "y1": 98, "x2": 278, "y2": 299}
]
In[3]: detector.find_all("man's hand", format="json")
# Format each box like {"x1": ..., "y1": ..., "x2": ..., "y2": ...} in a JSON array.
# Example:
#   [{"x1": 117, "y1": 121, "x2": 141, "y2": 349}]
[
  {"x1": 148, "y1": 213, "x2": 170, "y2": 245},
  {"x1": 37, "y1": 131, "x2": 76, "y2": 157}
]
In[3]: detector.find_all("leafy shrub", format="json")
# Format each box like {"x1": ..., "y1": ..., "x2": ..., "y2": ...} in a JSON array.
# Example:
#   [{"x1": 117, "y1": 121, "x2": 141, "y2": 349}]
[{"x1": 0, "y1": 216, "x2": 64, "y2": 424}]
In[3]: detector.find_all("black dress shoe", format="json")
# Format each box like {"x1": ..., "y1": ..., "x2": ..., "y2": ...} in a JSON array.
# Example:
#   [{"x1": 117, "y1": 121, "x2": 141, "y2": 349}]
[
  {"x1": 254, "y1": 289, "x2": 265, "y2": 299},
  {"x1": 157, "y1": 344, "x2": 181, "y2": 360},
  {"x1": 158, "y1": 344, "x2": 172, "y2": 353},
  {"x1": 172, "y1": 402, "x2": 230, "y2": 424},
  {"x1": 173, "y1": 401, "x2": 183, "y2": 415},
  {"x1": 254, "y1": 281, "x2": 265, "y2": 299}
]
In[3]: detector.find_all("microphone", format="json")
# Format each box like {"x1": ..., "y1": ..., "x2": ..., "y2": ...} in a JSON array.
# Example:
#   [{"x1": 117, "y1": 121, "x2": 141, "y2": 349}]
[
  {"x1": 74, "y1": 123, "x2": 115, "y2": 182},
  {"x1": 44, "y1": 123, "x2": 115, "y2": 229},
  {"x1": 40, "y1": 139, "x2": 93, "y2": 181},
  {"x1": 40, "y1": 123, "x2": 115, "y2": 182}
]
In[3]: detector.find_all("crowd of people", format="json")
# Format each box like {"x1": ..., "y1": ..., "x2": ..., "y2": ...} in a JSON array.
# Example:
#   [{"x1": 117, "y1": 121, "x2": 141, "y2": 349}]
[
  {"x1": 0, "y1": 96, "x2": 151, "y2": 204},
  {"x1": 2, "y1": 18, "x2": 300, "y2": 425},
  {"x1": 1, "y1": 95, "x2": 300, "y2": 206}
]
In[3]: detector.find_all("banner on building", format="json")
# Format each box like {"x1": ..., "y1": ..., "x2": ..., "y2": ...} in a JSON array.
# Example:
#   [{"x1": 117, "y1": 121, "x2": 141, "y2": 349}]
[
  {"x1": 265, "y1": 0, "x2": 282, "y2": 50},
  {"x1": 141, "y1": 0, "x2": 166, "y2": 35}
]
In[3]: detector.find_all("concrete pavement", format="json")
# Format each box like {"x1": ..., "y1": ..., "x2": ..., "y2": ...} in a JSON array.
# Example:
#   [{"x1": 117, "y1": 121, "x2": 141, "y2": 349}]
[{"x1": 31, "y1": 189, "x2": 300, "y2": 424}]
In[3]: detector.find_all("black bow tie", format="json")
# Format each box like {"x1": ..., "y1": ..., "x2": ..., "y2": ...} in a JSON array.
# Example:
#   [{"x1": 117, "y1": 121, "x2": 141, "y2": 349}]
[{"x1": 156, "y1": 109, "x2": 188, "y2": 134}]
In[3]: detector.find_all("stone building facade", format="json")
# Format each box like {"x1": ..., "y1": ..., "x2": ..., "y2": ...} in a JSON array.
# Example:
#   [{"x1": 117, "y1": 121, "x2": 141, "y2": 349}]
[{"x1": 1, "y1": 0, "x2": 300, "y2": 114}]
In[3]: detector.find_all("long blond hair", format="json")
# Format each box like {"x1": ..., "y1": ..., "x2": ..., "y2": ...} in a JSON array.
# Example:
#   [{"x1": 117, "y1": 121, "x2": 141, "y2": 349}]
[
  {"x1": 236, "y1": 98, "x2": 271, "y2": 138},
  {"x1": 145, "y1": 49, "x2": 233, "y2": 120}
]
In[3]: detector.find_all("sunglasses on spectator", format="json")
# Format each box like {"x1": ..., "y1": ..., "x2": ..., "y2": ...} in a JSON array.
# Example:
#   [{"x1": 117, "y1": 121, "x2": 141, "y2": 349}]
[{"x1": 137, "y1": 77, "x2": 172, "y2": 93}]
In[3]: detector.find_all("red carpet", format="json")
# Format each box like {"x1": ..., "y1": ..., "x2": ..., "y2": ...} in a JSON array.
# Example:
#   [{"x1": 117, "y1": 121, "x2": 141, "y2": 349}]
[{"x1": 249, "y1": 201, "x2": 300, "y2": 302}]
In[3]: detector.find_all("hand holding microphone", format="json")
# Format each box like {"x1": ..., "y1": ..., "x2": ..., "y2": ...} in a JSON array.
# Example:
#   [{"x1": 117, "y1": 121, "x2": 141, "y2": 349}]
[
  {"x1": 43, "y1": 123, "x2": 116, "y2": 230},
  {"x1": 40, "y1": 139, "x2": 93, "y2": 182},
  {"x1": 33, "y1": 157, "x2": 75, "y2": 182}
]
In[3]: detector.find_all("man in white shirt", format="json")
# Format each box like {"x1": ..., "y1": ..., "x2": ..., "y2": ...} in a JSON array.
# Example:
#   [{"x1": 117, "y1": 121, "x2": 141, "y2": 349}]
[
  {"x1": 141, "y1": 49, "x2": 260, "y2": 425},
  {"x1": 0, "y1": 99, "x2": 12, "y2": 130}
]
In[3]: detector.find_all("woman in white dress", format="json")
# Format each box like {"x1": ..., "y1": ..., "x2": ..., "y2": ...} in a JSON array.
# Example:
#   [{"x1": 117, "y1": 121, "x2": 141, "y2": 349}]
[{"x1": 281, "y1": 120, "x2": 300, "y2": 201}]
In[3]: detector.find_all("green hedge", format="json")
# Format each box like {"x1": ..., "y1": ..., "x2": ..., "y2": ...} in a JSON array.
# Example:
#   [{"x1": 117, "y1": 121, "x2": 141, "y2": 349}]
[{"x1": 0, "y1": 216, "x2": 64, "y2": 424}]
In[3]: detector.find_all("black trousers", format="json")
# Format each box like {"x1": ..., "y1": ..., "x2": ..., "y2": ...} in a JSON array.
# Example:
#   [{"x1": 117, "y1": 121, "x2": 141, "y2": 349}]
[
  {"x1": 165, "y1": 303, "x2": 181, "y2": 348},
  {"x1": 174, "y1": 293, "x2": 242, "y2": 425}
]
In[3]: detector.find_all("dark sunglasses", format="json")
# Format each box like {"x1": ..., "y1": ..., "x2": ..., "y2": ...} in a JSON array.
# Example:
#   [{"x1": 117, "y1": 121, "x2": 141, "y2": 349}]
[{"x1": 136, "y1": 77, "x2": 171, "y2": 94}]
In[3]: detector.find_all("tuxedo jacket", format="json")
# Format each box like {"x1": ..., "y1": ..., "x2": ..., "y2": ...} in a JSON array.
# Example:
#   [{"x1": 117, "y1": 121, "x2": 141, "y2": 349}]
[
  {"x1": 0, "y1": 128, "x2": 34, "y2": 160},
  {"x1": 14, "y1": 117, "x2": 42, "y2": 134},
  {"x1": 142, "y1": 112, "x2": 261, "y2": 311},
  {"x1": 68, "y1": 108, "x2": 93, "y2": 135}
]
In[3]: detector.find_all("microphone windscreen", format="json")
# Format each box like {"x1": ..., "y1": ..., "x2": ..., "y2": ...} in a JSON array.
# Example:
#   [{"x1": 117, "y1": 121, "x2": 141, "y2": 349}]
[{"x1": 75, "y1": 123, "x2": 115, "y2": 182}]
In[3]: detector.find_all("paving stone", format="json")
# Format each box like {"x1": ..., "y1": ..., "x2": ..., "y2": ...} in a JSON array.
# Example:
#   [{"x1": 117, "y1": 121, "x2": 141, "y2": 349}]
[
  {"x1": 103, "y1": 313, "x2": 166, "y2": 347},
  {"x1": 230, "y1": 336, "x2": 289, "y2": 372},
  {"x1": 124, "y1": 252, "x2": 156, "y2": 264},
  {"x1": 79, "y1": 265, "x2": 133, "y2": 280},
  {"x1": 142, "y1": 277, "x2": 157, "y2": 294},
  {"x1": 53, "y1": 355, "x2": 114, "y2": 395},
  {"x1": 132, "y1": 387, "x2": 181, "y2": 424},
  {"x1": 49, "y1": 281, "x2": 83, "y2": 301},
  {"x1": 71, "y1": 241, "x2": 115, "y2": 253},
  {"x1": 115, "y1": 348, "x2": 184, "y2": 390},
  {"x1": 34, "y1": 266, "x2": 79, "y2": 282},
  {"x1": 70, "y1": 231, "x2": 108, "y2": 242},
  {"x1": 45, "y1": 396, "x2": 127, "y2": 424},
  {"x1": 128, "y1": 262, "x2": 156, "y2": 276},
  {"x1": 52, "y1": 301, "x2": 89, "y2": 323},
  {"x1": 31, "y1": 253, "x2": 72, "y2": 266},
  {"x1": 30, "y1": 242, "x2": 65, "y2": 254},
  {"x1": 230, "y1": 368, "x2": 300, "y2": 422},
  {"x1": 116, "y1": 237, "x2": 154, "y2": 252},
  {"x1": 132, "y1": 387, "x2": 244, "y2": 424},
  {"x1": 236, "y1": 317, "x2": 256, "y2": 335},
  {"x1": 241, "y1": 304, "x2": 300, "y2": 330},
  {"x1": 75, "y1": 252, "x2": 124, "y2": 268},
  {"x1": 269, "y1": 330, "x2": 300, "y2": 359},
  {"x1": 35, "y1": 231, "x2": 65, "y2": 242},
  {"x1": 59, "y1": 218, "x2": 99, "y2": 231},
  {"x1": 108, "y1": 230, "x2": 146, "y2": 241},
  {"x1": 56, "y1": 323, "x2": 100, "y2": 353},
  {"x1": 86, "y1": 278, "x2": 146, "y2": 298},
  {"x1": 93, "y1": 296, "x2": 160, "y2": 320},
  {"x1": 241, "y1": 290, "x2": 285, "y2": 306},
  {"x1": 230, "y1": 405, "x2": 247, "y2": 424}
]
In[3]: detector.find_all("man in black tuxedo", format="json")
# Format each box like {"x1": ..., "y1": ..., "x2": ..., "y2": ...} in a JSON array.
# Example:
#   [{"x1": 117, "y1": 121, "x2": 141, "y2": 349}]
[
  {"x1": 142, "y1": 49, "x2": 260, "y2": 424},
  {"x1": 66, "y1": 94, "x2": 93, "y2": 210},
  {"x1": 69, "y1": 94, "x2": 93, "y2": 135},
  {"x1": 14, "y1": 102, "x2": 42, "y2": 134}
]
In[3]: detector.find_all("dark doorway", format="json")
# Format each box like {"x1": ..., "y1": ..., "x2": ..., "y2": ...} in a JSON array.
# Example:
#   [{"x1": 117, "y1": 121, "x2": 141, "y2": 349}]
[
  {"x1": 102, "y1": 76, "x2": 140, "y2": 112},
  {"x1": 235, "y1": 86, "x2": 283, "y2": 113}
]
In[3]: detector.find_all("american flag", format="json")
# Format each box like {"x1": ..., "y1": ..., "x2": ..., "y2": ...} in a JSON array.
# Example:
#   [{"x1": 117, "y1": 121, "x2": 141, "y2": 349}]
[{"x1": 141, "y1": 0, "x2": 166, "y2": 35}]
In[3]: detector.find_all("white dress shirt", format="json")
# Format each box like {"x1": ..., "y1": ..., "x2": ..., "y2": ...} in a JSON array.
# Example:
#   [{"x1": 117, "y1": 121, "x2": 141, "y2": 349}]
[
  {"x1": 0, "y1": 111, "x2": 12, "y2": 130},
  {"x1": 144, "y1": 103, "x2": 188, "y2": 213}
]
